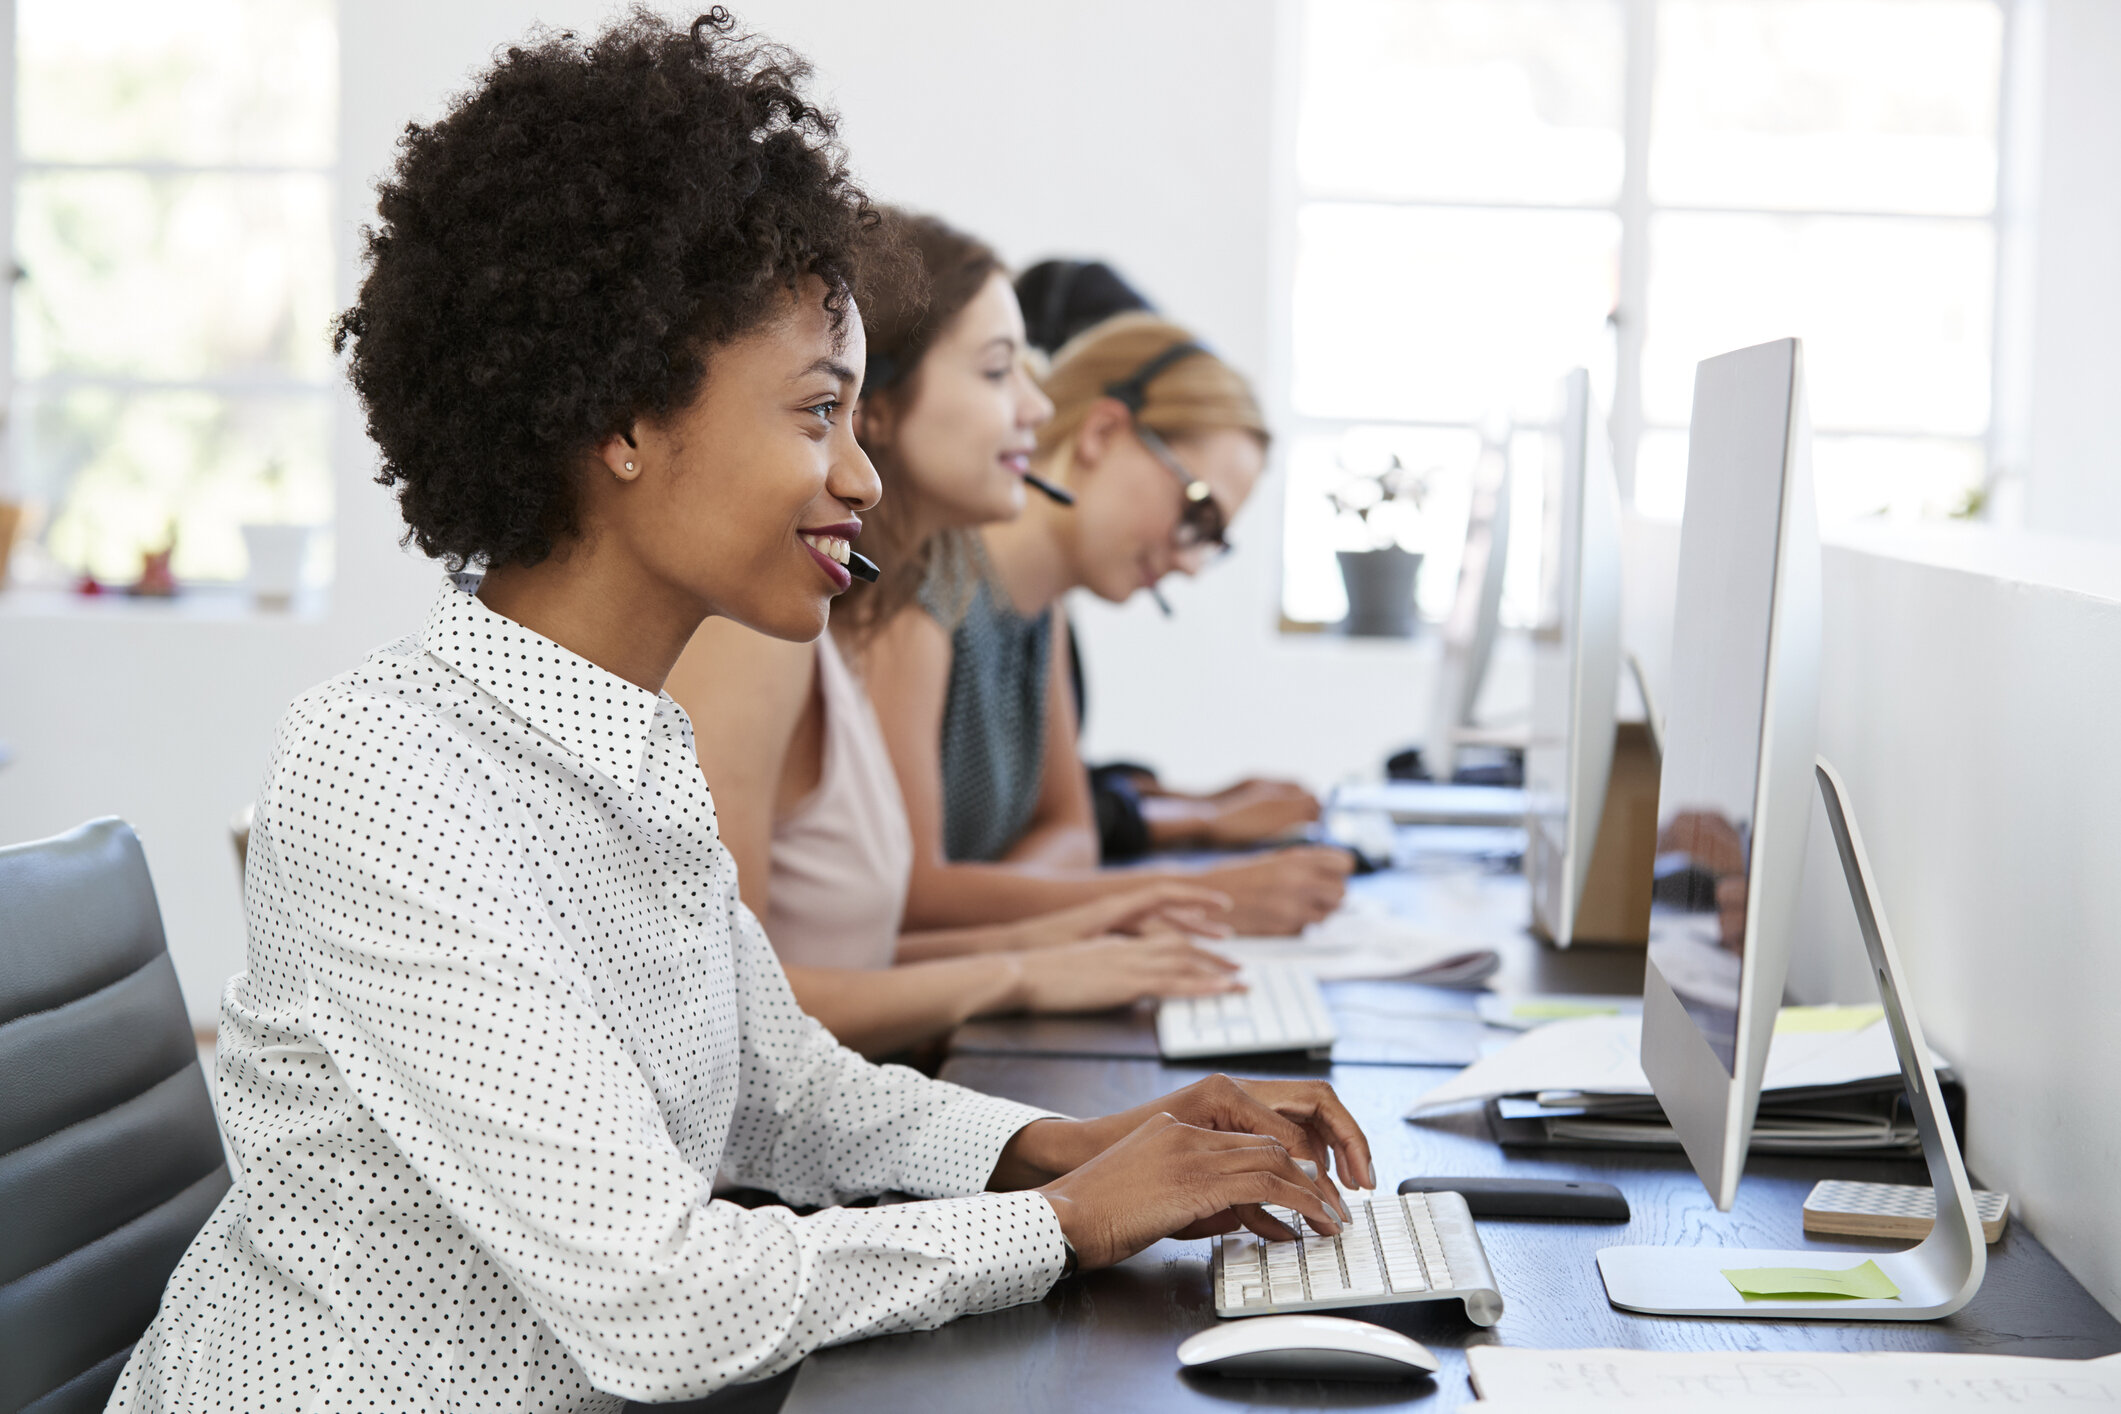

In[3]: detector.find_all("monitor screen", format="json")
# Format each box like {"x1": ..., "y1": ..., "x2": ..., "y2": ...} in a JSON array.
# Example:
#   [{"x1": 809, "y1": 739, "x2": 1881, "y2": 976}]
[
  {"x1": 1526, "y1": 369, "x2": 1620, "y2": 949},
  {"x1": 1645, "y1": 366, "x2": 1791, "y2": 1075}
]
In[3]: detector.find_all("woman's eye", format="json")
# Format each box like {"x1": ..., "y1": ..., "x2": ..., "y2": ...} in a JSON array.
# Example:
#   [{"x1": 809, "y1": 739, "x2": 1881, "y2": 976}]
[
  {"x1": 805, "y1": 400, "x2": 839, "y2": 427},
  {"x1": 982, "y1": 365, "x2": 1010, "y2": 382}
]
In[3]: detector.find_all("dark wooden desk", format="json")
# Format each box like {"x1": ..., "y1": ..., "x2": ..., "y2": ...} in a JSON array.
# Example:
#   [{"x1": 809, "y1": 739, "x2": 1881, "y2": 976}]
[
  {"x1": 752, "y1": 860, "x2": 2120, "y2": 1410},
  {"x1": 779, "y1": 1053, "x2": 2121, "y2": 1412}
]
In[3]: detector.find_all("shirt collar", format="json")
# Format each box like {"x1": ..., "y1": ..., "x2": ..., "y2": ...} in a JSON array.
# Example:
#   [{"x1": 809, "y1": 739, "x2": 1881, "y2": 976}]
[{"x1": 421, "y1": 578, "x2": 663, "y2": 791}]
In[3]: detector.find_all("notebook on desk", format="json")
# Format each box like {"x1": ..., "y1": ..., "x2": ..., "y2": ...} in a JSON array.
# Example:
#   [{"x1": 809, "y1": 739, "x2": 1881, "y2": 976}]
[
  {"x1": 1412, "y1": 1009, "x2": 1963, "y2": 1158},
  {"x1": 1205, "y1": 895, "x2": 1502, "y2": 986},
  {"x1": 1484, "y1": 1075, "x2": 1966, "y2": 1157}
]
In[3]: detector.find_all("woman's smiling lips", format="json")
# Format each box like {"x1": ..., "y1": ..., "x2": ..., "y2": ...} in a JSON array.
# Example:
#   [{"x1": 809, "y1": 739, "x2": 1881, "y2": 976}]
[{"x1": 798, "y1": 520, "x2": 861, "y2": 591}]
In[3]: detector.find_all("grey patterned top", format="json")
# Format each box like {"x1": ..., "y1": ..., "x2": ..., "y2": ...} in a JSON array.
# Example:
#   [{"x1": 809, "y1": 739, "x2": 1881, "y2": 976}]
[{"x1": 922, "y1": 537, "x2": 1052, "y2": 862}]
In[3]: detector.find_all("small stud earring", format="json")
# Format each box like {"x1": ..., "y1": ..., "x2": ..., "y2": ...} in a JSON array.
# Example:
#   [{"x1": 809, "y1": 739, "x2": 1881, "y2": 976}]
[{"x1": 624, "y1": 460, "x2": 636, "y2": 472}]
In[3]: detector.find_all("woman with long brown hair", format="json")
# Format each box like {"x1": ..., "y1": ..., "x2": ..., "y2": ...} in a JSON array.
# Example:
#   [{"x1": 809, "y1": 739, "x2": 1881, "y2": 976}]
[{"x1": 665, "y1": 210, "x2": 1243, "y2": 1058}]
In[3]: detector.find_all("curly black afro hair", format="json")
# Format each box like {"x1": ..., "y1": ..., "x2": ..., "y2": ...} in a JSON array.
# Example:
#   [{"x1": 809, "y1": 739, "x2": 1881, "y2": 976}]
[{"x1": 332, "y1": 7, "x2": 879, "y2": 570}]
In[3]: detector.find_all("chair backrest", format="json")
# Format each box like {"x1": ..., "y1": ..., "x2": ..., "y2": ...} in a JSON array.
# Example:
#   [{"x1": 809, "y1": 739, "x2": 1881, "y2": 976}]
[{"x1": 0, "y1": 818, "x2": 231, "y2": 1414}]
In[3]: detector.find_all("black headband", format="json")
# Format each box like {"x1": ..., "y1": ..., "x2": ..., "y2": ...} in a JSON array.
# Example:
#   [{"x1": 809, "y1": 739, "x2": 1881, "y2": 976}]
[
  {"x1": 1103, "y1": 341, "x2": 1209, "y2": 414},
  {"x1": 1039, "y1": 260, "x2": 1086, "y2": 356}
]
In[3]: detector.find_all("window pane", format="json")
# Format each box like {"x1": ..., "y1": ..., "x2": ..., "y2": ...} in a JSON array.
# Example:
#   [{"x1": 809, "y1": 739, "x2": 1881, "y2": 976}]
[
  {"x1": 20, "y1": 390, "x2": 331, "y2": 584},
  {"x1": 1812, "y1": 434, "x2": 1986, "y2": 523},
  {"x1": 1293, "y1": 204, "x2": 1619, "y2": 423},
  {"x1": 1635, "y1": 428, "x2": 1690, "y2": 520},
  {"x1": 19, "y1": 0, "x2": 336, "y2": 166},
  {"x1": 1630, "y1": 428, "x2": 1984, "y2": 524},
  {"x1": 1299, "y1": 0, "x2": 1626, "y2": 206},
  {"x1": 1641, "y1": 212, "x2": 1992, "y2": 434},
  {"x1": 16, "y1": 172, "x2": 336, "y2": 382},
  {"x1": 1652, "y1": 0, "x2": 2001, "y2": 215}
]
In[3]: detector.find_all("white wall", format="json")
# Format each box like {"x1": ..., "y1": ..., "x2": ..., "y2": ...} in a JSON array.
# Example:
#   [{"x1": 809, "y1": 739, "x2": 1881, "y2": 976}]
[{"x1": 1622, "y1": 516, "x2": 2121, "y2": 1317}]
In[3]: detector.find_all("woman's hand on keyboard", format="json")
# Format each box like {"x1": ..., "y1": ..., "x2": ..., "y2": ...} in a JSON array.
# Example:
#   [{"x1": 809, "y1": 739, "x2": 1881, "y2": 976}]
[
  {"x1": 1198, "y1": 847, "x2": 1353, "y2": 935},
  {"x1": 1088, "y1": 1073, "x2": 1375, "y2": 1194},
  {"x1": 1005, "y1": 881, "x2": 1236, "y2": 950},
  {"x1": 990, "y1": 1076, "x2": 1372, "y2": 1207},
  {"x1": 1007, "y1": 935, "x2": 1241, "y2": 1012},
  {"x1": 1038, "y1": 1113, "x2": 1347, "y2": 1271}
]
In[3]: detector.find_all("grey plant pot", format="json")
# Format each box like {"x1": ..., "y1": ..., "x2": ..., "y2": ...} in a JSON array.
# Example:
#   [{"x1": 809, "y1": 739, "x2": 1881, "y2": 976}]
[{"x1": 1336, "y1": 547, "x2": 1424, "y2": 638}]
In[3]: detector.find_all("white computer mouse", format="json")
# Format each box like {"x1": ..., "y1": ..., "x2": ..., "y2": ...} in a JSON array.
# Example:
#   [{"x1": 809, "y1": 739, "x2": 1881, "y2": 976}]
[{"x1": 1176, "y1": 1314, "x2": 1440, "y2": 1382}]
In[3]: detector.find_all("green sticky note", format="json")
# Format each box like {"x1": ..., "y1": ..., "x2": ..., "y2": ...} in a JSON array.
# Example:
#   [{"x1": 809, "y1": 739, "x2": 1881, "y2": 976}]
[
  {"x1": 1722, "y1": 1259, "x2": 1902, "y2": 1301},
  {"x1": 1511, "y1": 1000, "x2": 1623, "y2": 1021},
  {"x1": 1774, "y1": 1003, "x2": 1886, "y2": 1034}
]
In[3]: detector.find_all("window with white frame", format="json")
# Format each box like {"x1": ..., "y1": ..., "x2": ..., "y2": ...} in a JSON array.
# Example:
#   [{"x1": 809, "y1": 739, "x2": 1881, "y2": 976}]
[
  {"x1": 5, "y1": 0, "x2": 337, "y2": 591},
  {"x1": 1281, "y1": 0, "x2": 2005, "y2": 628}
]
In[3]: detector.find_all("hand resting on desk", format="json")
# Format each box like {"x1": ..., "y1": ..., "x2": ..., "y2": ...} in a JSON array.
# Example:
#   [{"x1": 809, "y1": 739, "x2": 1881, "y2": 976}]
[{"x1": 990, "y1": 1074, "x2": 1376, "y2": 1272}]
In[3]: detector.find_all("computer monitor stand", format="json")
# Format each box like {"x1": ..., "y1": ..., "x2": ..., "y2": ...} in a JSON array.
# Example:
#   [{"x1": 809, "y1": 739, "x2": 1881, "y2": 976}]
[{"x1": 1597, "y1": 757, "x2": 1986, "y2": 1319}]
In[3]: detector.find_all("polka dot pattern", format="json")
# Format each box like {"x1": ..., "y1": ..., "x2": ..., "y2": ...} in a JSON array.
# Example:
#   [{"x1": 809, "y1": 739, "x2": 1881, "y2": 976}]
[{"x1": 109, "y1": 580, "x2": 1066, "y2": 1412}]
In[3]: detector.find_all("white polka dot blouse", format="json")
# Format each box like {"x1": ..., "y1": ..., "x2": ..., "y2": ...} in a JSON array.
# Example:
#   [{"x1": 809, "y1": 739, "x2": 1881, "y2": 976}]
[{"x1": 109, "y1": 580, "x2": 1068, "y2": 1412}]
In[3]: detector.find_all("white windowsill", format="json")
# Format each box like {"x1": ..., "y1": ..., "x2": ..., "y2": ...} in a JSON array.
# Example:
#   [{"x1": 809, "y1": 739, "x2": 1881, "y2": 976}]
[{"x1": 0, "y1": 581, "x2": 331, "y2": 622}]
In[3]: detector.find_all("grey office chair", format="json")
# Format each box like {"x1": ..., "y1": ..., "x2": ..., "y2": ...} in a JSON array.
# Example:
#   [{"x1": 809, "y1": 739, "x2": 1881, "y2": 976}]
[{"x1": 0, "y1": 818, "x2": 231, "y2": 1414}]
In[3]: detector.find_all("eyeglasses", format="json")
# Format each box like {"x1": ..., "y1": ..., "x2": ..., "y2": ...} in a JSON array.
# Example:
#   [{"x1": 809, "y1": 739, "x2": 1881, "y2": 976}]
[
  {"x1": 1103, "y1": 339, "x2": 1233, "y2": 555},
  {"x1": 1134, "y1": 423, "x2": 1231, "y2": 556}
]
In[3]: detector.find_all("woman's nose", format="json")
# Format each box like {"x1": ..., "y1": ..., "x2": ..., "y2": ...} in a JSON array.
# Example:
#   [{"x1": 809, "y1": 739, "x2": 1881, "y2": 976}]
[
  {"x1": 831, "y1": 439, "x2": 883, "y2": 513},
  {"x1": 1020, "y1": 381, "x2": 1055, "y2": 428}
]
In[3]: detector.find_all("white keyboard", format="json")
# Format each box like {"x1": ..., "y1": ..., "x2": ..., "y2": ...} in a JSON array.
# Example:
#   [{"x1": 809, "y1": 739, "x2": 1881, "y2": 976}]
[
  {"x1": 1213, "y1": 1188, "x2": 1504, "y2": 1326},
  {"x1": 1156, "y1": 964, "x2": 1337, "y2": 1059}
]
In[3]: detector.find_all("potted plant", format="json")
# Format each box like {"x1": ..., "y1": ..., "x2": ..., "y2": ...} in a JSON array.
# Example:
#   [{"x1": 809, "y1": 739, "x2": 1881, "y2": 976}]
[{"x1": 1328, "y1": 452, "x2": 1430, "y2": 637}]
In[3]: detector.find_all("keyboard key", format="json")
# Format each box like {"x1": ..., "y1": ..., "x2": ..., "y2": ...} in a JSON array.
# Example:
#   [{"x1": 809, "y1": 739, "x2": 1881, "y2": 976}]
[
  {"x1": 1300, "y1": 1236, "x2": 1340, "y2": 1264},
  {"x1": 1383, "y1": 1250, "x2": 1430, "y2": 1292}
]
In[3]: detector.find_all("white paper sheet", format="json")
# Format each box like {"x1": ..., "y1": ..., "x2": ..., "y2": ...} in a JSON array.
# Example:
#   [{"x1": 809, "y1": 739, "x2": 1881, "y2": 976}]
[
  {"x1": 1404, "y1": 1013, "x2": 1946, "y2": 1115},
  {"x1": 1468, "y1": 1347, "x2": 2121, "y2": 1406},
  {"x1": 1207, "y1": 896, "x2": 1498, "y2": 982},
  {"x1": 1470, "y1": 1398, "x2": 2116, "y2": 1413}
]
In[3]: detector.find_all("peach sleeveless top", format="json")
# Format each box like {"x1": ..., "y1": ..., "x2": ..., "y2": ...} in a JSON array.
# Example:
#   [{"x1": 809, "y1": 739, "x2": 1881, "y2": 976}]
[{"x1": 761, "y1": 629, "x2": 914, "y2": 969}]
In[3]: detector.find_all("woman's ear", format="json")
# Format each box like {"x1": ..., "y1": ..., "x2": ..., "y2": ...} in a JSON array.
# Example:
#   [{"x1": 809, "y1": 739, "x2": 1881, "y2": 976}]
[
  {"x1": 595, "y1": 429, "x2": 643, "y2": 482},
  {"x1": 1073, "y1": 397, "x2": 1131, "y2": 474}
]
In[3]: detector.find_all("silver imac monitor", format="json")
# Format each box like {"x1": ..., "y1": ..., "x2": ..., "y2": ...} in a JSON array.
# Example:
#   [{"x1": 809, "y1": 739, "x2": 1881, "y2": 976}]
[
  {"x1": 1636, "y1": 337, "x2": 1822, "y2": 1211},
  {"x1": 1525, "y1": 370, "x2": 1622, "y2": 950},
  {"x1": 1600, "y1": 337, "x2": 1985, "y2": 1321},
  {"x1": 1427, "y1": 431, "x2": 1514, "y2": 780}
]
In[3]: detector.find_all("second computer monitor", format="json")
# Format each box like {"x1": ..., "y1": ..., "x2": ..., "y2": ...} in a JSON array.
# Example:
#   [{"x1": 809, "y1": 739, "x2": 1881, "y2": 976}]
[
  {"x1": 1526, "y1": 370, "x2": 1622, "y2": 950},
  {"x1": 1640, "y1": 336, "x2": 1822, "y2": 1212},
  {"x1": 1426, "y1": 431, "x2": 1513, "y2": 780}
]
